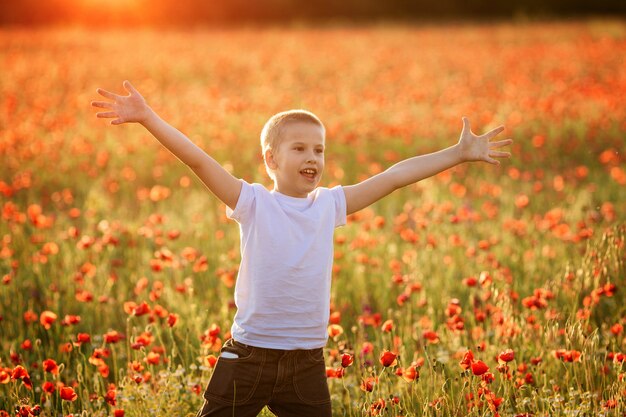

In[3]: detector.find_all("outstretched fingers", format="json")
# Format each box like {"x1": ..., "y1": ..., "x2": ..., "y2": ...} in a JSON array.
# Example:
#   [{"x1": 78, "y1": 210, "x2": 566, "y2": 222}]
[
  {"x1": 96, "y1": 88, "x2": 120, "y2": 101},
  {"x1": 461, "y1": 117, "x2": 471, "y2": 132},
  {"x1": 490, "y1": 138, "x2": 513, "y2": 148},
  {"x1": 481, "y1": 125, "x2": 505, "y2": 140},
  {"x1": 123, "y1": 80, "x2": 139, "y2": 95},
  {"x1": 489, "y1": 150, "x2": 511, "y2": 159},
  {"x1": 96, "y1": 111, "x2": 118, "y2": 119},
  {"x1": 91, "y1": 101, "x2": 114, "y2": 109}
]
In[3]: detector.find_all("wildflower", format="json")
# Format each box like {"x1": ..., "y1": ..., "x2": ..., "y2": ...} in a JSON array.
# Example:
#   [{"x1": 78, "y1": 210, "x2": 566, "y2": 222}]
[
  {"x1": 60, "y1": 386, "x2": 78, "y2": 401},
  {"x1": 360, "y1": 376, "x2": 377, "y2": 392},
  {"x1": 205, "y1": 355, "x2": 218, "y2": 368},
  {"x1": 401, "y1": 364, "x2": 420, "y2": 382},
  {"x1": 422, "y1": 330, "x2": 439, "y2": 344},
  {"x1": 327, "y1": 324, "x2": 343, "y2": 339},
  {"x1": 481, "y1": 372, "x2": 495, "y2": 383},
  {"x1": 11, "y1": 365, "x2": 32, "y2": 389},
  {"x1": 75, "y1": 333, "x2": 91, "y2": 345},
  {"x1": 341, "y1": 353, "x2": 354, "y2": 368},
  {"x1": 20, "y1": 340, "x2": 32, "y2": 351},
  {"x1": 42, "y1": 381, "x2": 56, "y2": 394},
  {"x1": 361, "y1": 342, "x2": 374, "y2": 355},
  {"x1": 23, "y1": 310, "x2": 38, "y2": 324},
  {"x1": 105, "y1": 385, "x2": 117, "y2": 406},
  {"x1": 145, "y1": 352, "x2": 160, "y2": 365},
  {"x1": 497, "y1": 349, "x2": 515, "y2": 364},
  {"x1": 369, "y1": 398, "x2": 386, "y2": 415},
  {"x1": 104, "y1": 330, "x2": 124, "y2": 344},
  {"x1": 459, "y1": 350, "x2": 474, "y2": 370},
  {"x1": 463, "y1": 276, "x2": 478, "y2": 287},
  {"x1": 0, "y1": 368, "x2": 10, "y2": 384},
  {"x1": 471, "y1": 360, "x2": 489, "y2": 376},
  {"x1": 40, "y1": 311, "x2": 57, "y2": 329},
  {"x1": 379, "y1": 350, "x2": 397, "y2": 367},
  {"x1": 61, "y1": 314, "x2": 81, "y2": 326},
  {"x1": 553, "y1": 349, "x2": 582, "y2": 362},
  {"x1": 381, "y1": 319, "x2": 394, "y2": 332},
  {"x1": 167, "y1": 313, "x2": 178, "y2": 327},
  {"x1": 42, "y1": 359, "x2": 59, "y2": 375},
  {"x1": 132, "y1": 301, "x2": 151, "y2": 316}
]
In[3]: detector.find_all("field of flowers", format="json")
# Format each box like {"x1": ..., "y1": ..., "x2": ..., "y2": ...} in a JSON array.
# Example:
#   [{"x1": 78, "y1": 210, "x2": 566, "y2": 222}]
[{"x1": 0, "y1": 19, "x2": 625, "y2": 417}]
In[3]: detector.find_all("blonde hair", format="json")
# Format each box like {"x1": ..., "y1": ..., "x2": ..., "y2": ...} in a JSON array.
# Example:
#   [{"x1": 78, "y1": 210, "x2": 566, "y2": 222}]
[{"x1": 260, "y1": 109, "x2": 325, "y2": 179}]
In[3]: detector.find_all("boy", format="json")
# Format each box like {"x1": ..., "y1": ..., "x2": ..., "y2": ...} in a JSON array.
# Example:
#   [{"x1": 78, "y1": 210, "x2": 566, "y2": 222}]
[{"x1": 92, "y1": 81, "x2": 512, "y2": 417}]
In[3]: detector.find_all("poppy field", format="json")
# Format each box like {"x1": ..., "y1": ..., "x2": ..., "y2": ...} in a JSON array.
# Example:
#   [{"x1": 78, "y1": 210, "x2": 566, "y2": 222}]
[{"x1": 1, "y1": 19, "x2": 625, "y2": 416}]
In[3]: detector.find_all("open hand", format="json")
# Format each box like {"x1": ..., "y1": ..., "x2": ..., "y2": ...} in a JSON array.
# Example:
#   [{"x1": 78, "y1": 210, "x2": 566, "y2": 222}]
[
  {"x1": 91, "y1": 80, "x2": 151, "y2": 125},
  {"x1": 457, "y1": 117, "x2": 512, "y2": 165}
]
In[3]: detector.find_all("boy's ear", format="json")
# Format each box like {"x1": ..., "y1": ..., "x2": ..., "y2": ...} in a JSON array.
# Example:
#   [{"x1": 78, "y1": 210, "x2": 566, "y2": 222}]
[{"x1": 265, "y1": 149, "x2": 278, "y2": 169}]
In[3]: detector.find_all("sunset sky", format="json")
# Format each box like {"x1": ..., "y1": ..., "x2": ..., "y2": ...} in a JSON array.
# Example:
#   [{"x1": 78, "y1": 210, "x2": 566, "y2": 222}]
[{"x1": 1, "y1": 0, "x2": 624, "y2": 26}]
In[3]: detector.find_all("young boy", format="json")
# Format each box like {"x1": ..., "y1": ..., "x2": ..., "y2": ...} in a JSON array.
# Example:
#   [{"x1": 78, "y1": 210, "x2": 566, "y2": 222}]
[{"x1": 92, "y1": 81, "x2": 512, "y2": 417}]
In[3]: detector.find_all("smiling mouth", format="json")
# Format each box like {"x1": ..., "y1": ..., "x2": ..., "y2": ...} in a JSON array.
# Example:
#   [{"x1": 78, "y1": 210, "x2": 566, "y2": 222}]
[{"x1": 300, "y1": 168, "x2": 317, "y2": 180}]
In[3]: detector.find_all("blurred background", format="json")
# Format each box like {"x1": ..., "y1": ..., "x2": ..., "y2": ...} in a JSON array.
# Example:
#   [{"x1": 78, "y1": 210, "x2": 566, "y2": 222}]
[{"x1": 1, "y1": 0, "x2": 625, "y2": 27}]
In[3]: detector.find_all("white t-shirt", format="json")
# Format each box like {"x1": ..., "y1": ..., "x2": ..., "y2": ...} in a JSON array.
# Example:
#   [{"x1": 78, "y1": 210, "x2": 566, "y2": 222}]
[{"x1": 226, "y1": 181, "x2": 347, "y2": 349}]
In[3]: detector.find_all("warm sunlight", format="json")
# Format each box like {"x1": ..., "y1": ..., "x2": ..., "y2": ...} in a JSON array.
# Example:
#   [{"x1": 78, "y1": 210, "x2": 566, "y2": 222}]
[
  {"x1": 39, "y1": 0, "x2": 154, "y2": 26},
  {"x1": 79, "y1": 0, "x2": 148, "y2": 19}
]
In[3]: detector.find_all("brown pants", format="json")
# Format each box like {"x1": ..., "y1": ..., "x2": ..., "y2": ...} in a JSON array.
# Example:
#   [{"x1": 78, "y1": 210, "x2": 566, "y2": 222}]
[{"x1": 196, "y1": 339, "x2": 332, "y2": 417}]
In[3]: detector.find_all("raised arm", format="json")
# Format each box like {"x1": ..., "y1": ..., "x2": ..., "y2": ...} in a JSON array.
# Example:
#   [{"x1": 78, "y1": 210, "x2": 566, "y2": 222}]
[
  {"x1": 343, "y1": 117, "x2": 512, "y2": 215},
  {"x1": 91, "y1": 81, "x2": 242, "y2": 210}
]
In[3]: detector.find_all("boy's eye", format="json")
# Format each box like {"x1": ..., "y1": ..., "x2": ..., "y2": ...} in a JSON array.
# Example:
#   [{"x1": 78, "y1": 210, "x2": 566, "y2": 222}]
[{"x1": 316, "y1": 149, "x2": 324, "y2": 154}]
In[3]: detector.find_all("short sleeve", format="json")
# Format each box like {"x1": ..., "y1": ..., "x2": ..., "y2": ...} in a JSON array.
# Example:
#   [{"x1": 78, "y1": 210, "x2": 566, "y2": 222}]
[
  {"x1": 330, "y1": 185, "x2": 347, "y2": 228},
  {"x1": 226, "y1": 180, "x2": 255, "y2": 223}
]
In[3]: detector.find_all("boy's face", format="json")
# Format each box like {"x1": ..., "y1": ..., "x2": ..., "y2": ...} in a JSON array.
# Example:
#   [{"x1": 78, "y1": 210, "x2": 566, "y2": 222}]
[{"x1": 267, "y1": 121, "x2": 325, "y2": 198}]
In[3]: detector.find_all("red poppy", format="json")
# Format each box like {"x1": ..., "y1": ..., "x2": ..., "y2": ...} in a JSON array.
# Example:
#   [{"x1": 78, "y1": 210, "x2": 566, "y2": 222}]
[
  {"x1": 104, "y1": 331, "x2": 124, "y2": 344},
  {"x1": 553, "y1": 349, "x2": 582, "y2": 362},
  {"x1": 11, "y1": 365, "x2": 29, "y2": 380},
  {"x1": 105, "y1": 387, "x2": 117, "y2": 406},
  {"x1": 40, "y1": 311, "x2": 57, "y2": 329},
  {"x1": 481, "y1": 372, "x2": 495, "y2": 383},
  {"x1": 76, "y1": 333, "x2": 91, "y2": 345},
  {"x1": 60, "y1": 386, "x2": 78, "y2": 401},
  {"x1": 422, "y1": 330, "x2": 439, "y2": 344},
  {"x1": 341, "y1": 353, "x2": 354, "y2": 368},
  {"x1": 0, "y1": 369, "x2": 10, "y2": 384},
  {"x1": 361, "y1": 342, "x2": 374, "y2": 355},
  {"x1": 327, "y1": 324, "x2": 343, "y2": 339},
  {"x1": 360, "y1": 376, "x2": 377, "y2": 392},
  {"x1": 133, "y1": 301, "x2": 151, "y2": 317},
  {"x1": 167, "y1": 313, "x2": 178, "y2": 327},
  {"x1": 459, "y1": 350, "x2": 474, "y2": 370},
  {"x1": 23, "y1": 310, "x2": 38, "y2": 324},
  {"x1": 144, "y1": 352, "x2": 160, "y2": 365},
  {"x1": 497, "y1": 349, "x2": 515, "y2": 364},
  {"x1": 401, "y1": 365, "x2": 419, "y2": 382},
  {"x1": 42, "y1": 381, "x2": 56, "y2": 394},
  {"x1": 43, "y1": 359, "x2": 59, "y2": 375},
  {"x1": 205, "y1": 355, "x2": 217, "y2": 368},
  {"x1": 61, "y1": 315, "x2": 81, "y2": 326},
  {"x1": 379, "y1": 350, "x2": 397, "y2": 367},
  {"x1": 471, "y1": 360, "x2": 489, "y2": 376},
  {"x1": 381, "y1": 319, "x2": 394, "y2": 332}
]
